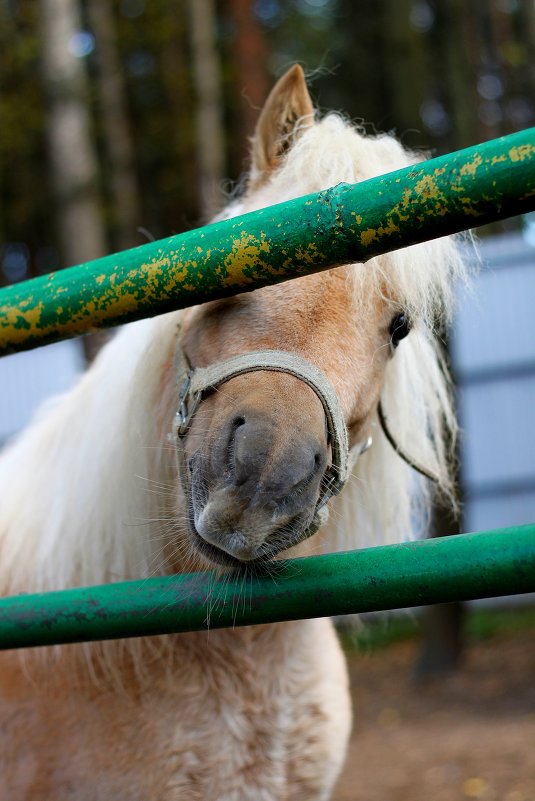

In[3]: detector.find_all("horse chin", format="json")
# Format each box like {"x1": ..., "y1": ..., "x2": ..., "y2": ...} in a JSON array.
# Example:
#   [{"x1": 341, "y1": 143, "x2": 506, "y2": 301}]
[
  {"x1": 186, "y1": 495, "x2": 313, "y2": 571},
  {"x1": 189, "y1": 528, "x2": 254, "y2": 569}
]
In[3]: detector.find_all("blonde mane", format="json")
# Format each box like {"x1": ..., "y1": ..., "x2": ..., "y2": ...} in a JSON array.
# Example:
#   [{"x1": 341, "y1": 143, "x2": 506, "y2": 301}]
[{"x1": 0, "y1": 113, "x2": 466, "y2": 599}]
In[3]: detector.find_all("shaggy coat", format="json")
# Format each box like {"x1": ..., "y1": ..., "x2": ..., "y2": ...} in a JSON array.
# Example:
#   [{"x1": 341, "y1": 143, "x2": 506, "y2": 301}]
[{"x1": 0, "y1": 66, "x2": 465, "y2": 800}]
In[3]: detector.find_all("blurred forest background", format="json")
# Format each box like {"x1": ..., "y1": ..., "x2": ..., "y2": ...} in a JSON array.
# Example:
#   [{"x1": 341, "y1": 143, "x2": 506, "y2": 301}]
[{"x1": 1, "y1": 0, "x2": 535, "y2": 289}]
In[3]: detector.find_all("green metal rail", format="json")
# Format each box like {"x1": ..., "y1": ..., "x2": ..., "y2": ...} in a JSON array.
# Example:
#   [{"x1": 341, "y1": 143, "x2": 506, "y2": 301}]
[
  {"x1": 0, "y1": 525, "x2": 533, "y2": 650},
  {"x1": 1, "y1": 127, "x2": 535, "y2": 356},
  {"x1": 1, "y1": 129, "x2": 535, "y2": 648}
]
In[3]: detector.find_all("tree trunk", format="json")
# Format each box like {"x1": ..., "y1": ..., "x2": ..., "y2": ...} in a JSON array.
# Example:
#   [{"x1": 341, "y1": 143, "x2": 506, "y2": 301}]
[
  {"x1": 188, "y1": 0, "x2": 225, "y2": 217},
  {"x1": 40, "y1": 0, "x2": 107, "y2": 266},
  {"x1": 415, "y1": 335, "x2": 465, "y2": 679},
  {"x1": 414, "y1": 495, "x2": 465, "y2": 679},
  {"x1": 160, "y1": 9, "x2": 199, "y2": 226},
  {"x1": 87, "y1": 0, "x2": 142, "y2": 251},
  {"x1": 228, "y1": 0, "x2": 268, "y2": 154},
  {"x1": 40, "y1": 0, "x2": 108, "y2": 361}
]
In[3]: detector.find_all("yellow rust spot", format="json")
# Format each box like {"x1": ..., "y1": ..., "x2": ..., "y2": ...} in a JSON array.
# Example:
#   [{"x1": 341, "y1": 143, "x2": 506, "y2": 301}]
[
  {"x1": 95, "y1": 274, "x2": 106, "y2": 285},
  {"x1": 433, "y1": 167, "x2": 446, "y2": 176},
  {"x1": 459, "y1": 153, "x2": 483, "y2": 178},
  {"x1": 401, "y1": 188, "x2": 412, "y2": 207},
  {"x1": 294, "y1": 243, "x2": 319, "y2": 265},
  {"x1": 160, "y1": 265, "x2": 191, "y2": 295},
  {"x1": 3, "y1": 302, "x2": 44, "y2": 333},
  {"x1": 360, "y1": 215, "x2": 401, "y2": 248},
  {"x1": 382, "y1": 218, "x2": 400, "y2": 236},
  {"x1": 141, "y1": 256, "x2": 167, "y2": 274},
  {"x1": 462, "y1": 778, "x2": 487, "y2": 798},
  {"x1": 414, "y1": 174, "x2": 443, "y2": 200},
  {"x1": 509, "y1": 143, "x2": 534, "y2": 162},
  {"x1": 360, "y1": 229, "x2": 377, "y2": 247},
  {"x1": 458, "y1": 197, "x2": 481, "y2": 216},
  {"x1": 223, "y1": 231, "x2": 272, "y2": 285},
  {"x1": 491, "y1": 154, "x2": 507, "y2": 165}
]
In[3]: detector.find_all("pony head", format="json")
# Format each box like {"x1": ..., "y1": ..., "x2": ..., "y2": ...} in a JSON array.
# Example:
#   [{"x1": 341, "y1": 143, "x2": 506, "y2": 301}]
[
  {"x1": 175, "y1": 65, "x2": 466, "y2": 569},
  {"x1": 0, "y1": 66, "x2": 466, "y2": 596}
]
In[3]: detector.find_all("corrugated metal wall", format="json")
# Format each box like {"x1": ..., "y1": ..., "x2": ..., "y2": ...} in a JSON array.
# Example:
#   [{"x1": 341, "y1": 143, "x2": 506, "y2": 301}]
[
  {"x1": 0, "y1": 339, "x2": 84, "y2": 447},
  {"x1": 452, "y1": 231, "x2": 535, "y2": 533}
]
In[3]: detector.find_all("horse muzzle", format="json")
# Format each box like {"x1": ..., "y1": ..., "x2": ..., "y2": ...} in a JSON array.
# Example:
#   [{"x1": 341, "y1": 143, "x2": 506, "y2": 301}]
[
  {"x1": 186, "y1": 412, "x2": 328, "y2": 565},
  {"x1": 170, "y1": 349, "x2": 365, "y2": 568}
]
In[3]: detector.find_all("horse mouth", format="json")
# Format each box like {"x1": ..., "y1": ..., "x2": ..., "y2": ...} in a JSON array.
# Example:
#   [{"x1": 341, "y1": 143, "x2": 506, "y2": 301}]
[
  {"x1": 190, "y1": 528, "x2": 255, "y2": 569},
  {"x1": 186, "y1": 495, "x2": 306, "y2": 569}
]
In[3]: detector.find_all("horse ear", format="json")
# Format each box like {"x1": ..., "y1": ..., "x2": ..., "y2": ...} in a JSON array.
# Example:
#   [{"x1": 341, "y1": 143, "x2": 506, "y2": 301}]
[{"x1": 251, "y1": 64, "x2": 314, "y2": 180}]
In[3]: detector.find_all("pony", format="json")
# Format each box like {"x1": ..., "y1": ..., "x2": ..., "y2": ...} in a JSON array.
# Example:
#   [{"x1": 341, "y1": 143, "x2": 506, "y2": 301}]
[{"x1": 0, "y1": 65, "x2": 465, "y2": 800}]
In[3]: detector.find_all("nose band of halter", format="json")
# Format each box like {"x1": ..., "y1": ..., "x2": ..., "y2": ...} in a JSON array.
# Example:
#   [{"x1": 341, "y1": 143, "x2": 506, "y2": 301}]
[{"x1": 171, "y1": 349, "x2": 372, "y2": 524}]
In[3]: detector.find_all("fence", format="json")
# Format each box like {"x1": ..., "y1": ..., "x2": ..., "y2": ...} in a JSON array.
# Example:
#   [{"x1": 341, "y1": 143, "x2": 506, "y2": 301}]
[{"x1": 1, "y1": 128, "x2": 535, "y2": 648}]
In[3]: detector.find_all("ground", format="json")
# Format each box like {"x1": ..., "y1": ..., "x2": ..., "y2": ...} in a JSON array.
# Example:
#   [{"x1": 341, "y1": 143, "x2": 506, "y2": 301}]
[{"x1": 332, "y1": 609, "x2": 535, "y2": 801}]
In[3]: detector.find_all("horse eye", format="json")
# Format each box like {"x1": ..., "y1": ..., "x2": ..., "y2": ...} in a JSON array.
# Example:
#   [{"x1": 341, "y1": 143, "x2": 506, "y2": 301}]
[{"x1": 389, "y1": 313, "x2": 412, "y2": 348}]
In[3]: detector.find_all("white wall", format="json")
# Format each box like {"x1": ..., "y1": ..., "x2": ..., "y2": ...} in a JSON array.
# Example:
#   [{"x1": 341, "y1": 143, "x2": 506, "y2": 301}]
[
  {"x1": 0, "y1": 338, "x2": 84, "y2": 446},
  {"x1": 452, "y1": 231, "x2": 535, "y2": 534}
]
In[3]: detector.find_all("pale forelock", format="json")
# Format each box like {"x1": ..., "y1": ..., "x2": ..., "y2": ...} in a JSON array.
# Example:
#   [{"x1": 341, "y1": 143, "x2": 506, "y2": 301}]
[{"x1": 243, "y1": 113, "x2": 467, "y2": 329}]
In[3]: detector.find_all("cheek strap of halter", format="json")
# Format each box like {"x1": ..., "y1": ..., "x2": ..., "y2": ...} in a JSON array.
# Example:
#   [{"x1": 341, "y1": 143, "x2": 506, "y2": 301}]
[{"x1": 376, "y1": 400, "x2": 441, "y2": 484}]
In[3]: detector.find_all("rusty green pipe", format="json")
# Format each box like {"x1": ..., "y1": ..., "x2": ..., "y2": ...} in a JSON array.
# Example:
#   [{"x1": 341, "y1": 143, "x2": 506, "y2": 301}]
[
  {"x1": 0, "y1": 524, "x2": 534, "y2": 649},
  {"x1": 1, "y1": 128, "x2": 535, "y2": 356}
]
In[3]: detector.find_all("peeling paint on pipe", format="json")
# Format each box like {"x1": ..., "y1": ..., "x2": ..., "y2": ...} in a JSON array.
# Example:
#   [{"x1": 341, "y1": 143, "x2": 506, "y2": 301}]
[
  {"x1": 1, "y1": 128, "x2": 535, "y2": 356},
  {"x1": 0, "y1": 525, "x2": 534, "y2": 649}
]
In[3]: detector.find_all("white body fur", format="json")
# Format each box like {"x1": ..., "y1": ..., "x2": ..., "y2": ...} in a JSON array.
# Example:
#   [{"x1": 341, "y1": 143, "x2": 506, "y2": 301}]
[{"x1": 0, "y1": 68, "x2": 465, "y2": 800}]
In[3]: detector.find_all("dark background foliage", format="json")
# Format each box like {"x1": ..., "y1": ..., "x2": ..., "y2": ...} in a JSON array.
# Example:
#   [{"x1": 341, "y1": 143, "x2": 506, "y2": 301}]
[{"x1": 1, "y1": 0, "x2": 534, "y2": 288}]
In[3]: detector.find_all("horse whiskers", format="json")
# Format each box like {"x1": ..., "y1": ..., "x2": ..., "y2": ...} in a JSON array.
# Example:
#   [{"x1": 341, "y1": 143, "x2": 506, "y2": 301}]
[
  {"x1": 134, "y1": 482, "x2": 175, "y2": 495},
  {"x1": 137, "y1": 445, "x2": 178, "y2": 452},
  {"x1": 125, "y1": 517, "x2": 178, "y2": 528},
  {"x1": 142, "y1": 537, "x2": 194, "y2": 580},
  {"x1": 139, "y1": 530, "x2": 185, "y2": 544},
  {"x1": 134, "y1": 474, "x2": 176, "y2": 490}
]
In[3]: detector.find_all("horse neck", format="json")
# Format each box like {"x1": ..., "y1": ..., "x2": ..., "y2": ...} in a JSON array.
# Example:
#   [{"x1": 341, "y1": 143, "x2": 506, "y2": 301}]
[{"x1": 0, "y1": 314, "x2": 181, "y2": 595}]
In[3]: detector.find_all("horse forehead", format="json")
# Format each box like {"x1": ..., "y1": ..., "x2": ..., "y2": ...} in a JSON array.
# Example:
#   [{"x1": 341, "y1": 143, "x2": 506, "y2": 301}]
[
  {"x1": 182, "y1": 269, "x2": 388, "y2": 394},
  {"x1": 187, "y1": 267, "x2": 385, "y2": 338},
  {"x1": 261, "y1": 269, "x2": 390, "y2": 328}
]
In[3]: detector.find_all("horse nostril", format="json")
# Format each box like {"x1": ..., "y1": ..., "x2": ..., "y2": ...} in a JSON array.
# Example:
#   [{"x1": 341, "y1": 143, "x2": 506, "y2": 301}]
[
  {"x1": 226, "y1": 415, "x2": 248, "y2": 481},
  {"x1": 313, "y1": 450, "x2": 327, "y2": 475}
]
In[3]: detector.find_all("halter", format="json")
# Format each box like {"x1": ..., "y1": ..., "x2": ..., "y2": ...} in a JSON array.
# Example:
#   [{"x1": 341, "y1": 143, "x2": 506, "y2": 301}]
[
  {"x1": 170, "y1": 345, "x2": 440, "y2": 540},
  {"x1": 171, "y1": 348, "x2": 372, "y2": 535}
]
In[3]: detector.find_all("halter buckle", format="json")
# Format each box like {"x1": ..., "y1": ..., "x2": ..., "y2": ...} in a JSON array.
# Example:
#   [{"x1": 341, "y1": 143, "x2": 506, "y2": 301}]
[{"x1": 175, "y1": 371, "x2": 195, "y2": 437}]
